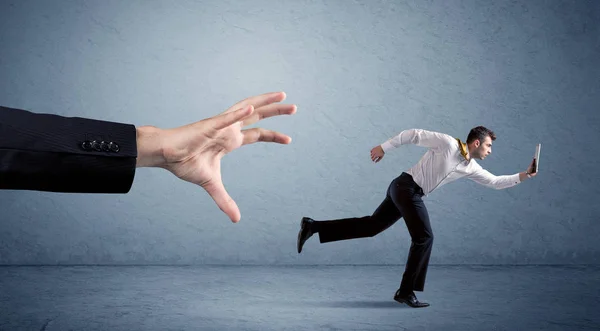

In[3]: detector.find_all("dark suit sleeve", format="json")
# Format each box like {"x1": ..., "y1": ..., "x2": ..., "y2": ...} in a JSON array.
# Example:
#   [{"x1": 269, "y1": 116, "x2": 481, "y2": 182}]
[{"x1": 0, "y1": 105, "x2": 137, "y2": 193}]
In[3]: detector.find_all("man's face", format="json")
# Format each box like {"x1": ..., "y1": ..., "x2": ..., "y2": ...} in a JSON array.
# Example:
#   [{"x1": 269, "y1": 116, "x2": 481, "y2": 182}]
[{"x1": 474, "y1": 136, "x2": 492, "y2": 160}]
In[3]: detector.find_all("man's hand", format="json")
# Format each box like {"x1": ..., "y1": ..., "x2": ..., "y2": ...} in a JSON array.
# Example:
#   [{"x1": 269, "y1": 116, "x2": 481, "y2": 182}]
[
  {"x1": 370, "y1": 145, "x2": 385, "y2": 163},
  {"x1": 526, "y1": 158, "x2": 538, "y2": 177},
  {"x1": 135, "y1": 91, "x2": 296, "y2": 223},
  {"x1": 519, "y1": 158, "x2": 539, "y2": 182}
]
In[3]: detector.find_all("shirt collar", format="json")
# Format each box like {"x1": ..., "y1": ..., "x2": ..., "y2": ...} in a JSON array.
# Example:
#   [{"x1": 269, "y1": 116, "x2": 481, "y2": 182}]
[{"x1": 455, "y1": 138, "x2": 470, "y2": 161}]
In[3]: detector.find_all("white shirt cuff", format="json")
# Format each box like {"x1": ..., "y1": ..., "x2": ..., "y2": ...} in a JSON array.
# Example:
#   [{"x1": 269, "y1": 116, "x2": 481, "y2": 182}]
[
  {"x1": 381, "y1": 141, "x2": 395, "y2": 152},
  {"x1": 512, "y1": 173, "x2": 522, "y2": 184}
]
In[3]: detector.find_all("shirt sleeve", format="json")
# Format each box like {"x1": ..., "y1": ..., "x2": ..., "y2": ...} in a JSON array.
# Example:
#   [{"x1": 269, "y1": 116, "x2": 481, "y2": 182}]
[
  {"x1": 466, "y1": 164, "x2": 521, "y2": 190},
  {"x1": 380, "y1": 129, "x2": 454, "y2": 152}
]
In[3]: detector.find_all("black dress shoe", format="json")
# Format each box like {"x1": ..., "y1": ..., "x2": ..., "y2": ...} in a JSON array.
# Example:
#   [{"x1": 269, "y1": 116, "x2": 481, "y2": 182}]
[
  {"x1": 393, "y1": 289, "x2": 430, "y2": 308},
  {"x1": 297, "y1": 217, "x2": 315, "y2": 253}
]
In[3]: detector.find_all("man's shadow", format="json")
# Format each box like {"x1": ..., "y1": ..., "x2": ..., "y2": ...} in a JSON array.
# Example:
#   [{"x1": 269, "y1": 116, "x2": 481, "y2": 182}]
[{"x1": 314, "y1": 301, "x2": 409, "y2": 309}]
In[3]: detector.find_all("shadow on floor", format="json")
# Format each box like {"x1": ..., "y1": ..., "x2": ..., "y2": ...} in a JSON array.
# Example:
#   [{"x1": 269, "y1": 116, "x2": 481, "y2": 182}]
[{"x1": 313, "y1": 300, "x2": 408, "y2": 309}]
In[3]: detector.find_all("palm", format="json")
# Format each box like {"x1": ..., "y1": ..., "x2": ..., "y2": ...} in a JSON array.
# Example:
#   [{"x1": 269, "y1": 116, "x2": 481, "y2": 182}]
[
  {"x1": 161, "y1": 92, "x2": 296, "y2": 223},
  {"x1": 171, "y1": 123, "x2": 242, "y2": 196},
  {"x1": 168, "y1": 151, "x2": 223, "y2": 188}
]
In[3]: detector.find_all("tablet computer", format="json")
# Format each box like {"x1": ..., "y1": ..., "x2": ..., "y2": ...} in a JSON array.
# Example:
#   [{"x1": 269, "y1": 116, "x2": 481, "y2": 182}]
[{"x1": 532, "y1": 143, "x2": 541, "y2": 173}]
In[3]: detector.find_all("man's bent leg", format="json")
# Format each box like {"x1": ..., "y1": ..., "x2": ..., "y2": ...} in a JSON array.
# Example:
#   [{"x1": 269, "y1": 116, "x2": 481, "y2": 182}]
[{"x1": 317, "y1": 185, "x2": 402, "y2": 243}]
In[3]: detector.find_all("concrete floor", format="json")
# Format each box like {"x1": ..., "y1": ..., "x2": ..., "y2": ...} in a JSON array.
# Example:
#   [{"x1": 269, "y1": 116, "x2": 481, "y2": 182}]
[{"x1": 1, "y1": 265, "x2": 598, "y2": 331}]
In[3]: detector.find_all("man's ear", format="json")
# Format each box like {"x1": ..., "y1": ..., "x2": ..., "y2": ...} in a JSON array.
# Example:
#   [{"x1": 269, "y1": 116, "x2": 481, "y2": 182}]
[{"x1": 474, "y1": 139, "x2": 480, "y2": 148}]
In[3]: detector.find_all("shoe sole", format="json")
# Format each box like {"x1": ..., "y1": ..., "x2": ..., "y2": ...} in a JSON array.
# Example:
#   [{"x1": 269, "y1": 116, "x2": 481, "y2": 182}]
[{"x1": 393, "y1": 297, "x2": 430, "y2": 308}]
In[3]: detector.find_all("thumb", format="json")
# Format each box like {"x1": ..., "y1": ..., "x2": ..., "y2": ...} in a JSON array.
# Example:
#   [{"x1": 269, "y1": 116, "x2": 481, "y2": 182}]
[{"x1": 203, "y1": 178, "x2": 241, "y2": 223}]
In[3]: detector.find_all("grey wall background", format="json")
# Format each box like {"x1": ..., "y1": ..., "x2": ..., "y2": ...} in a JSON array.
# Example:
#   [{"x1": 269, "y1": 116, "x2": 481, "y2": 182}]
[{"x1": 1, "y1": 0, "x2": 598, "y2": 265}]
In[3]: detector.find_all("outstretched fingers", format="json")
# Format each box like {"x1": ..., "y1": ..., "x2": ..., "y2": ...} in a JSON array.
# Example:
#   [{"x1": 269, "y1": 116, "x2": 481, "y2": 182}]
[
  {"x1": 230, "y1": 91, "x2": 287, "y2": 113},
  {"x1": 243, "y1": 103, "x2": 297, "y2": 127},
  {"x1": 213, "y1": 105, "x2": 254, "y2": 130},
  {"x1": 242, "y1": 128, "x2": 292, "y2": 146}
]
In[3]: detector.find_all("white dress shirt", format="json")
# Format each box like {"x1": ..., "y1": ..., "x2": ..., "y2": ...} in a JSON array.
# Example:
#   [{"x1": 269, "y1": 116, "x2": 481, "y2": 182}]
[{"x1": 380, "y1": 129, "x2": 521, "y2": 196}]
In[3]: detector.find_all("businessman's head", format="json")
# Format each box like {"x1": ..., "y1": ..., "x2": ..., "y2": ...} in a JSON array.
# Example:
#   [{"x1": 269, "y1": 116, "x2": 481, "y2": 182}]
[{"x1": 467, "y1": 126, "x2": 496, "y2": 160}]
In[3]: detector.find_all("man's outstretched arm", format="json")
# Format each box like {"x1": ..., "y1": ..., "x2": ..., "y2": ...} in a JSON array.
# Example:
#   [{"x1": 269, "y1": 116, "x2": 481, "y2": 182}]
[
  {"x1": 370, "y1": 128, "x2": 454, "y2": 163},
  {"x1": 1, "y1": 91, "x2": 297, "y2": 222},
  {"x1": 467, "y1": 159, "x2": 537, "y2": 189}
]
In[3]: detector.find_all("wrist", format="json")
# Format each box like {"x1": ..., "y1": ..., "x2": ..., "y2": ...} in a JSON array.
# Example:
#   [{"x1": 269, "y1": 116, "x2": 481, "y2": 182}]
[
  {"x1": 136, "y1": 125, "x2": 165, "y2": 168},
  {"x1": 380, "y1": 141, "x2": 393, "y2": 153}
]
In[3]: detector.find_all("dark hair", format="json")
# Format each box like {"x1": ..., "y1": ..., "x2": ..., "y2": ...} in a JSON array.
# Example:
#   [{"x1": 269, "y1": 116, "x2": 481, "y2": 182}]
[{"x1": 467, "y1": 126, "x2": 496, "y2": 144}]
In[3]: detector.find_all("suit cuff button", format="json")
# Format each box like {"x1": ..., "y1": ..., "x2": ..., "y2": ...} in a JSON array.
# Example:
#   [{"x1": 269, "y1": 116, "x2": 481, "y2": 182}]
[
  {"x1": 81, "y1": 140, "x2": 93, "y2": 150},
  {"x1": 91, "y1": 140, "x2": 102, "y2": 151},
  {"x1": 100, "y1": 141, "x2": 110, "y2": 152},
  {"x1": 108, "y1": 142, "x2": 120, "y2": 153}
]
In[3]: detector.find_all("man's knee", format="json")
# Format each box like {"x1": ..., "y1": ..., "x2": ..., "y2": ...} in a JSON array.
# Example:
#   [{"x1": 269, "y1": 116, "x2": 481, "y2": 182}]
[
  {"x1": 413, "y1": 232, "x2": 434, "y2": 245},
  {"x1": 367, "y1": 225, "x2": 389, "y2": 237},
  {"x1": 367, "y1": 218, "x2": 395, "y2": 237}
]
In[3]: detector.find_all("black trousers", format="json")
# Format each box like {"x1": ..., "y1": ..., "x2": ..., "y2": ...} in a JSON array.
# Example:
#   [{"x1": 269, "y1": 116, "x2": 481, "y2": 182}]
[{"x1": 315, "y1": 172, "x2": 433, "y2": 294}]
